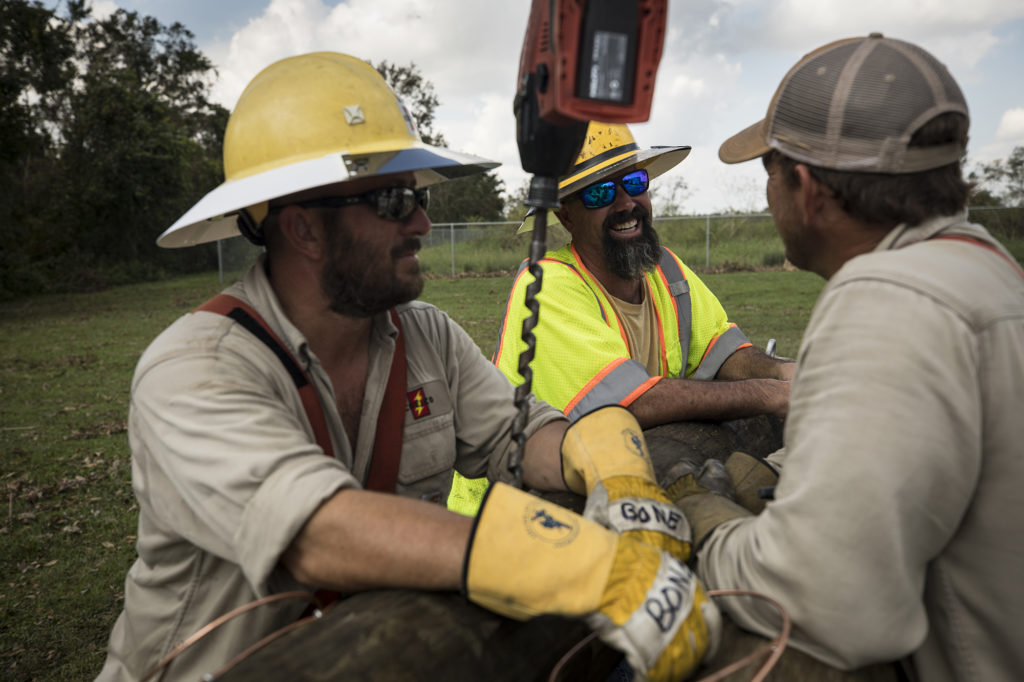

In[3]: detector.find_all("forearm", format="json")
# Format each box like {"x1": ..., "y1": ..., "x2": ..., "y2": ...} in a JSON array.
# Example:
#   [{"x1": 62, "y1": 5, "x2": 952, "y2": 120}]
[
  {"x1": 628, "y1": 375, "x2": 788, "y2": 428},
  {"x1": 695, "y1": 478, "x2": 932, "y2": 669},
  {"x1": 283, "y1": 489, "x2": 473, "y2": 593},
  {"x1": 520, "y1": 419, "x2": 570, "y2": 492},
  {"x1": 716, "y1": 346, "x2": 795, "y2": 381}
]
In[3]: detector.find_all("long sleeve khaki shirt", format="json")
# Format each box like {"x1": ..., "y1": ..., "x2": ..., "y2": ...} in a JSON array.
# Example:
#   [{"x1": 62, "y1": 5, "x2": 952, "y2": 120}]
[{"x1": 697, "y1": 213, "x2": 1024, "y2": 681}]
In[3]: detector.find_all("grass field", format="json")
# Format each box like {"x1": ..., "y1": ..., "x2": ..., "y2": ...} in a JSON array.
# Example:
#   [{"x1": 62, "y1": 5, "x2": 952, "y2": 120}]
[{"x1": 3, "y1": 265, "x2": 817, "y2": 680}]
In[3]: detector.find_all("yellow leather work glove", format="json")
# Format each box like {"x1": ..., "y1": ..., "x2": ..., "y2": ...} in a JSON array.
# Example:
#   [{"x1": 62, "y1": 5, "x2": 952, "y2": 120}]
[
  {"x1": 662, "y1": 459, "x2": 752, "y2": 550},
  {"x1": 724, "y1": 451, "x2": 779, "y2": 514},
  {"x1": 465, "y1": 483, "x2": 720, "y2": 682},
  {"x1": 561, "y1": 406, "x2": 691, "y2": 562}
]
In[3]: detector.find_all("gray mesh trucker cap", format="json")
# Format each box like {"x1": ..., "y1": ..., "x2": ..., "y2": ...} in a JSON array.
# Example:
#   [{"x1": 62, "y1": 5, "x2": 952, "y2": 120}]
[{"x1": 719, "y1": 33, "x2": 969, "y2": 173}]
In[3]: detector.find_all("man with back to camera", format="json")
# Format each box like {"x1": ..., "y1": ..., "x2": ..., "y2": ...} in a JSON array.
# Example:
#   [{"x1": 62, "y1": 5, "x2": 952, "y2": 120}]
[
  {"x1": 96, "y1": 51, "x2": 725, "y2": 682},
  {"x1": 661, "y1": 33, "x2": 1024, "y2": 681}
]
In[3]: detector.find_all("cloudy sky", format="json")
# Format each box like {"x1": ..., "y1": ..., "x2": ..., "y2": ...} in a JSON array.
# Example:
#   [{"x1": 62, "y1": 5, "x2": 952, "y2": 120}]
[{"x1": 93, "y1": 0, "x2": 1024, "y2": 215}]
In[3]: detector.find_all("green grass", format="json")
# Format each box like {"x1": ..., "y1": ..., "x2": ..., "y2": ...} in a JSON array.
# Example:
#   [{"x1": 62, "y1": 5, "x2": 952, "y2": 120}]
[
  {"x1": 2, "y1": 266, "x2": 818, "y2": 680},
  {"x1": 421, "y1": 276, "x2": 518, "y2": 356},
  {"x1": 420, "y1": 237, "x2": 525, "y2": 277},
  {"x1": 703, "y1": 269, "x2": 824, "y2": 358},
  {"x1": 1, "y1": 202, "x2": 1018, "y2": 679},
  {"x1": 0, "y1": 273, "x2": 227, "y2": 681},
  {"x1": 424, "y1": 268, "x2": 825, "y2": 361}
]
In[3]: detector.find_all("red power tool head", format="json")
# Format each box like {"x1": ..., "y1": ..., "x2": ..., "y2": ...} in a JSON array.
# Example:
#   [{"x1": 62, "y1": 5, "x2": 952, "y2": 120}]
[{"x1": 514, "y1": 0, "x2": 668, "y2": 178}]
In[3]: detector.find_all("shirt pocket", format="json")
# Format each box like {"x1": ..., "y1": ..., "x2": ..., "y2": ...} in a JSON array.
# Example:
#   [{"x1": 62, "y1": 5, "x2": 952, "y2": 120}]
[{"x1": 395, "y1": 411, "x2": 456, "y2": 505}]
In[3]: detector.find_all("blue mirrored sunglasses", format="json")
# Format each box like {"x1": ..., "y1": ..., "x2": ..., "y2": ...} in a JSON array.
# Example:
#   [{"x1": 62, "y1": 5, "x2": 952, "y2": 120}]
[
  {"x1": 578, "y1": 169, "x2": 649, "y2": 209},
  {"x1": 298, "y1": 186, "x2": 429, "y2": 221}
]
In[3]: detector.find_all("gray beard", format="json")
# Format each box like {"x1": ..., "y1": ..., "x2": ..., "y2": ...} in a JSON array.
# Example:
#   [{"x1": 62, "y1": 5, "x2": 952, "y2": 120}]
[{"x1": 602, "y1": 208, "x2": 661, "y2": 279}]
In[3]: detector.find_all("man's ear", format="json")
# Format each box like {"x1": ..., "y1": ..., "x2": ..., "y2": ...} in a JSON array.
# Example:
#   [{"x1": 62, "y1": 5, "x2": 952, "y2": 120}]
[
  {"x1": 554, "y1": 204, "x2": 576, "y2": 235},
  {"x1": 793, "y1": 164, "x2": 830, "y2": 225},
  {"x1": 276, "y1": 205, "x2": 326, "y2": 260}
]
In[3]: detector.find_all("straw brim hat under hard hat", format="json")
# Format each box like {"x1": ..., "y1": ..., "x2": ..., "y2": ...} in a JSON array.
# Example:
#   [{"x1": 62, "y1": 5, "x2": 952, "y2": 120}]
[
  {"x1": 158, "y1": 52, "x2": 499, "y2": 248},
  {"x1": 517, "y1": 122, "x2": 690, "y2": 234},
  {"x1": 719, "y1": 33, "x2": 968, "y2": 173}
]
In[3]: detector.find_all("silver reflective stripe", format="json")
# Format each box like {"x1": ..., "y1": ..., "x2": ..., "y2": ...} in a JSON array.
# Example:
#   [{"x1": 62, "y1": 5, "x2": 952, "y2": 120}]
[
  {"x1": 568, "y1": 359, "x2": 652, "y2": 422},
  {"x1": 658, "y1": 248, "x2": 692, "y2": 358},
  {"x1": 692, "y1": 325, "x2": 751, "y2": 380}
]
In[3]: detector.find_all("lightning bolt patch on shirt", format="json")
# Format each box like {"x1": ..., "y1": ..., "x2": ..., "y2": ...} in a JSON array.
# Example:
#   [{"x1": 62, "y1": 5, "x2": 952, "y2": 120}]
[{"x1": 407, "y1": 388, "x2": 431, "y2": 419}]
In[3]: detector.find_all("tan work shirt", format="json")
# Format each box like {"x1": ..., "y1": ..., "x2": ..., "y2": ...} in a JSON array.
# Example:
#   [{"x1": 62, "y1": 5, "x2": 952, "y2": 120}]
[
  {"x1": 98, "y1": 259, "x2": 564, "y2": 681},
  {"x1": 696, "y1": 213, "x2": 1024, "y2": 680},
  {"x1": 604, "y1": 282, "x2": 662, "y2": 376}
]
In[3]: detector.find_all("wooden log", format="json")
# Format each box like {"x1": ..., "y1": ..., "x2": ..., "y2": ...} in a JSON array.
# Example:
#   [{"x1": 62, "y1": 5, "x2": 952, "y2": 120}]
[
  {"x1": 216, "y1": 590, "x2": 612, "y2": 682},
  {"x1": 645, "y1": 415, "x2": 786, "y2": 477},
  {"x1": 216, "y1": 416, "x2": 898, "y2": 682}
]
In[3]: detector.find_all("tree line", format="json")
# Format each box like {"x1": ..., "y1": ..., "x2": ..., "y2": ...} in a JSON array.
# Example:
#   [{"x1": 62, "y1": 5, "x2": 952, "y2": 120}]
[
  {"x1": 2, "y1": 1, "x2": 1020, "y2": 298},
  {"x1": 1, "y1": 1, "x2": 227, "y2": 297},
  {"x1": 969, "y1": 147, "x2": 1024, "y2": 208},
  {"x1": 0, "y1": 1, "x2": 508, "y2": 298}
]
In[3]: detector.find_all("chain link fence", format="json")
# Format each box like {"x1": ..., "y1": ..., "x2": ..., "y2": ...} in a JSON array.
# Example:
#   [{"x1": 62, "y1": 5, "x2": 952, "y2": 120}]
[
  {"x1": 417, "y1": 206, "x2": 1022, "y2": 277},
  {"x1": 216, "y1": 206, "x2": 1024, "y2": 282},
  {"x1": 416, "y1": 215, "x2": 784, "y2": 278}
]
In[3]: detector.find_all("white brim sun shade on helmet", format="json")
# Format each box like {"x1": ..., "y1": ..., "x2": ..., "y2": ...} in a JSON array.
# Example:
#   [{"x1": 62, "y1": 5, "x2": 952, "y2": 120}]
[
  {"x1": 156, "y1": 52, "x2": 499, "y2": 249},
  {"x1": 156, "y1": 145, "x2": 497, "y2": 248}
]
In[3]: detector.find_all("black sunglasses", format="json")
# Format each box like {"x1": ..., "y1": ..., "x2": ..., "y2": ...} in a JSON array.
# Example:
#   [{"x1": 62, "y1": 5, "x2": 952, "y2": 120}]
[
  {"x1": 299, "y1": 186, "x2": 430, "y2": 221},
  {"x1": 578, "y1": 169, "x2": 649, "y2": 209}
]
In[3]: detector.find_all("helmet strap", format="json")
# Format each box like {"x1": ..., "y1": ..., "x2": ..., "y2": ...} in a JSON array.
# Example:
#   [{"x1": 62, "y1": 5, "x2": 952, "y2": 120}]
[{"x1": 237, "y1": 208, "x2": 266, "y2": 246}]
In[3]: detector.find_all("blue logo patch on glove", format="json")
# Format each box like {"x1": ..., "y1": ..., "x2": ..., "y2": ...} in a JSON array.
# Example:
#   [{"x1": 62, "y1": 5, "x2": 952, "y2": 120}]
[{"x1": 523, "y1": 499, "x2": 580, "y2": 546}]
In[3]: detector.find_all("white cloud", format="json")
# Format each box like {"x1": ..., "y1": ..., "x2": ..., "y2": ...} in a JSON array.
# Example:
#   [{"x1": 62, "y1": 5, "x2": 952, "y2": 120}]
[
  {"x1": 743, "y1": 0, "x2": 1024, "y2": 46},
  {"x1": 89, "y1": 1, "x2": 119, "y2": 19},
  {"x1": 653, "y1": 148, "x2": 768, "y2": 216},
  {"x1": 995, "y1": 107, "x2": 1024, "y2": 143},
  {"x1": 115, "y1": 0, "x2": 1024, "y2": 214},
  {"x1": 668, "y1": 73, "x2": 707, "y2": 99},
  {"x1": 444, "y1": 92, "x2": 524, "y2": 196},
  {"x1": 712, "y1": 0, "x2": 1024, "y2": 80},
  {"x1": 200, "y1": 0, "x2": 535, "y2": 200}
]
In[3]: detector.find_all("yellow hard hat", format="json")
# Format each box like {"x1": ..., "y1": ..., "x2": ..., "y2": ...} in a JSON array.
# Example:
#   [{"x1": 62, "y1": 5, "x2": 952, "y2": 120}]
[
  {"x1": 158, "y1": 52, "x2": 499, "y2": 248},
  {"x1": 518, "y1": 121, "x2": 690, "y2": 234}
]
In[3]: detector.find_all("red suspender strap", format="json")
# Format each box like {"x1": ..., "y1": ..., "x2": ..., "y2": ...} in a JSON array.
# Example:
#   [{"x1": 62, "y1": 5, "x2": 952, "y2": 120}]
[
  {"x1": 364, "y1": 309, "x2": 407, "y2": 492},
  {"x1": 933, "y1": 235, "x2": 1024, "y2": 279},
  {"x1": 195, "y1": 296, "x2": 407, "y2": 612},
  {"x1": 194, "y1": 295, "x2": 408, "y2": 492},
  {"x1": 196, "y1": 294, "x2": 335, "y2": 460}
]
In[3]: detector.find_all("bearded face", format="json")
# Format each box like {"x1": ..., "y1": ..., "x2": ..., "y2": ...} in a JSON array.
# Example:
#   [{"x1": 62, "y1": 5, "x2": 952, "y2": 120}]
[
  {"x1": 320, "y1": 212, "x2": 425, "y2": 317},
  {"x1": 602, "y1": 205, "x2": 661, "y2": 279}
]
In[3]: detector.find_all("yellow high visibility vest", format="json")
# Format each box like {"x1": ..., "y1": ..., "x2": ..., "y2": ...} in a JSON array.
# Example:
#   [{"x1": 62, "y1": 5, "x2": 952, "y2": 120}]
[
  {"x1": 495, "y1": 244, "x2": 747, "y2": 415},
  {"x1": 447, "y1": 244, "x2": 749, "y2": 516}
]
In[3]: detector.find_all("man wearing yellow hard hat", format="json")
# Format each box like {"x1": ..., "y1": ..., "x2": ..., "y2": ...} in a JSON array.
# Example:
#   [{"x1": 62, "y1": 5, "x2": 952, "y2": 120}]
[
  {"x1": 493, "y1": 122, "x2": 794, "y2": 426},
  {"x1": 96, "y1": 53, "x2": 722, "y2": 682}
]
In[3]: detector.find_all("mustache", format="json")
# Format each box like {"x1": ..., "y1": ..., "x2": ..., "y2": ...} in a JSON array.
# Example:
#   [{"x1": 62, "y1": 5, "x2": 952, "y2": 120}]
[
  {"x1": 602, "y1": 205, "x2": 650, "y2": 231},
  {"x1": 390, "y1": 237, "x2": 421, "y2": 259}
]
